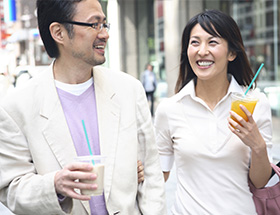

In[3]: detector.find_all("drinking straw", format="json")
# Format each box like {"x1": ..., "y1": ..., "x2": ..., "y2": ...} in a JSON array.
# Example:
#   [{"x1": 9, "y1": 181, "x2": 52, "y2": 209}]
[
  {"x1": 82, "y1": 120, "x2": 95, "y2": 165},
  {"x1": 244, "y1": 63, "x2": 264, "y2": 96}
]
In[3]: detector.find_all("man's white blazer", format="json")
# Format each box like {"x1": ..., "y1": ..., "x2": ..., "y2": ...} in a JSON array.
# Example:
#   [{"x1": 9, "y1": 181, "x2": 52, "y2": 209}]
[{"x1": 0, "y1": 64, "x2": 166, "y2": 215}]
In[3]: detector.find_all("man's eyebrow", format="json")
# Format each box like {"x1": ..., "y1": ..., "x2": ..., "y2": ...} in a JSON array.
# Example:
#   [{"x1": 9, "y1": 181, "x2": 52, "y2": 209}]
[{"x1": 88, "y1": 16, "x2": 107, "y2": 22}]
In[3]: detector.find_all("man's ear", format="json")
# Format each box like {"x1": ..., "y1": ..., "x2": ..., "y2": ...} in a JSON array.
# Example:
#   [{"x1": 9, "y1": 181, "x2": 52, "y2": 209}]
[
  {"x1": 49, "y1": 22, "x2": 66, "y2": 45},
  {"x1": 228, "y1": 51, "x2": 237, "y2": 62}
]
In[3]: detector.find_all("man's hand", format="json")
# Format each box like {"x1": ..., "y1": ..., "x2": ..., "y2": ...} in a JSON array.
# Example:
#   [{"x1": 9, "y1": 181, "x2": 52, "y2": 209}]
[
  {"x1": 137, "y1": 160, "x2": 144, "y2": 184},
  {"x1": 54, "y1": 162, "x2": 97, "y2": 201}
]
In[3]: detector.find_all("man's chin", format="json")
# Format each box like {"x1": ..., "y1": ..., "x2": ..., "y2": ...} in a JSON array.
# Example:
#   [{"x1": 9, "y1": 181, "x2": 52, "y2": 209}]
[
  {"x1": 92, "y1": 58, "x2": 106, "y2": 67},
  {"x1": 97, "y1": 58, "x2": 106, "y2": 66}
]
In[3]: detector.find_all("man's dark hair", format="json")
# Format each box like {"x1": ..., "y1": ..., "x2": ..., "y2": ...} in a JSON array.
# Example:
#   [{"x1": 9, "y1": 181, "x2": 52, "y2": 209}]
[{"x1": 36, "y1": 0, "x2": 83, "y2": 58}]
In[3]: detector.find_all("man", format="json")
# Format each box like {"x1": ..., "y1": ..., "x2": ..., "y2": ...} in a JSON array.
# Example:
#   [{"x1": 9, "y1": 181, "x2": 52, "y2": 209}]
[
  {"x1": 141, "y1": 63, "x2": 157, "y2": 116},
  {"x1": 0, "y1": 0, "x2": 166, "y2": 214}
]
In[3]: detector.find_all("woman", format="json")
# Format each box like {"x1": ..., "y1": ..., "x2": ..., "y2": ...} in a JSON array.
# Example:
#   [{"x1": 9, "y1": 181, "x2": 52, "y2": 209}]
[{"x1": 154, "y1": 10, "x2": 273, "y2": 214}]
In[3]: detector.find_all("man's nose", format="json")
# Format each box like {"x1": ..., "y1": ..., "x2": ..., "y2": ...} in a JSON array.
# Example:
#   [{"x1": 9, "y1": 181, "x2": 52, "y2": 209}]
[{"x1": 97, "y1": 28, "x2": 109, "y2": 40}]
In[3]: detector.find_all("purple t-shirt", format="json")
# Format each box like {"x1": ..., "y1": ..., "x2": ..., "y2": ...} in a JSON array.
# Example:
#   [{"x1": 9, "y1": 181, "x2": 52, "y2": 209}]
[{"x1": 57, "y1": 83, "x2": 108, "y2": 215}]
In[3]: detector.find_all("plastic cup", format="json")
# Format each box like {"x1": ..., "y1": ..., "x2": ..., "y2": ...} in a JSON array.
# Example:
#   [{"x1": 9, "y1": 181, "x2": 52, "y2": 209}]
[
  {"x1": 230, "y1": 92, "x2": 259, "y2": 123},
  {"x1": 75, "y1": 155, "x2": 106, "y2": 196}
]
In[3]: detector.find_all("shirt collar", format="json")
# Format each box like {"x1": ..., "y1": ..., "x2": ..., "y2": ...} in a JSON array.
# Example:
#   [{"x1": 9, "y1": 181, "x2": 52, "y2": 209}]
[{"x1": 174, "y1": 75, "x2": 245, "y2": 102}]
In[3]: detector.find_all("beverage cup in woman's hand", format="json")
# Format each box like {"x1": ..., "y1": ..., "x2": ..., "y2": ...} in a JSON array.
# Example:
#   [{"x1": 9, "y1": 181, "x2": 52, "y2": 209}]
[{"x1": 230, "y1": 92, "x2": 258, "y2": 123}]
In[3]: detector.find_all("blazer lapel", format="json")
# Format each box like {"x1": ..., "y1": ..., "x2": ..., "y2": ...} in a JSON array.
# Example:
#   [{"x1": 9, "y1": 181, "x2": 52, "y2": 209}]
[
  {"x1": 40, "y1": 65, "x2": 77, "y2": 168},
  {"x1": 39, "y1": 65, "x2": 92, "y2": 214},
  {"x1": 93, "y1": 66, "x2": 120, "y2": 202}
]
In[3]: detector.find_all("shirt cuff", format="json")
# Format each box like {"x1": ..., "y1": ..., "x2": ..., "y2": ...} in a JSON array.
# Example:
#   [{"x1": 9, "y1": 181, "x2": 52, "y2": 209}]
[
  {"x1": 57, "y1": 193, "x2": 66, "y2": 202},
  {"x1": 159, "y1": 154, "x2": 174, "y2": 172}
]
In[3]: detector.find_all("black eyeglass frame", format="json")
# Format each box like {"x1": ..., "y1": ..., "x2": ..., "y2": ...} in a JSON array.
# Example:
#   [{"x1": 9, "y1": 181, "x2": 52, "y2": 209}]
[{"x1": 61, "y1": 20, "x2": 110, "y2": 32}]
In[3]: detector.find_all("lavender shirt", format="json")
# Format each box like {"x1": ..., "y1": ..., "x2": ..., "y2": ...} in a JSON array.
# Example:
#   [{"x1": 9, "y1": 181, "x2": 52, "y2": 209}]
[{"x1": 57, "y1": 82, "x2": 108, "y2": 215}]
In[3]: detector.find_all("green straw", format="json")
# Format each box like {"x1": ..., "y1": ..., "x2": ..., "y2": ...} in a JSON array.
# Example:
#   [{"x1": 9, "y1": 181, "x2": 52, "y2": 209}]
[
  {"x1": 82, "y1": 120, "x2": 95, "y2": 165},
  {"x1": 244, "y1": 63, "x2": 264, "y2": 96}
]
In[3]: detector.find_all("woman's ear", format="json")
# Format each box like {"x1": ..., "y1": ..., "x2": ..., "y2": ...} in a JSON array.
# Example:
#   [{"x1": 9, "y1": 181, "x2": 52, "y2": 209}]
[
  {"x1": 49, "y1": 22, "x2": 66, "y2": 45},
  {"x1": 228, "y1": 51, "x2": 237, "y2": 62}
]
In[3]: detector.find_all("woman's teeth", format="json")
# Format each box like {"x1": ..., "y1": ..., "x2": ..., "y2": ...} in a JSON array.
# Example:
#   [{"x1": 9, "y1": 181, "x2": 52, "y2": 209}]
[{"x1": 197, "y1": 61, "x2": 213, "y2": 66}]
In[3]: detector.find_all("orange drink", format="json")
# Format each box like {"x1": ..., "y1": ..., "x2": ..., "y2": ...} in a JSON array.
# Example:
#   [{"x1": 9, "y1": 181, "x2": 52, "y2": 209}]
[{"x1": 230, "y1": 92, "x2": 258, "y2": 122}]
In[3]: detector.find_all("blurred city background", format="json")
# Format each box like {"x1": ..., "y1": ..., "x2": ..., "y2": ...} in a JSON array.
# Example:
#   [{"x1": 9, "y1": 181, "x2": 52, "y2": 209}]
[{"x1": 0, "y1": 0, "x2": 280, "y2": 214}]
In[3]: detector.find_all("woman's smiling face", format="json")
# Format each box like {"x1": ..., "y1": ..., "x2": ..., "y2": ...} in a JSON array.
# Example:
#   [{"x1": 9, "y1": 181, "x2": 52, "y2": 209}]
[{"x1": 187, "y1": 23, "x2": 236, "y2": 82}]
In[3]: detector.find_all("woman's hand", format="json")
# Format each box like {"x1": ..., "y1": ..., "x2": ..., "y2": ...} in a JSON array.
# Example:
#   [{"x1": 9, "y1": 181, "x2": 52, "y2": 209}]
[
  {"x1": 228, "y1": 104, "x2": 271, "y2": 188},
  {"x1": 228, "y1": 104, "x2": 266, "y2": 151}
]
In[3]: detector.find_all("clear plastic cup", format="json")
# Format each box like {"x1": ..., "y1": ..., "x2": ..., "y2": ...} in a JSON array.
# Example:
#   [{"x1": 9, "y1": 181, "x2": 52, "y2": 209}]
[
  {"x1": 75, "y1": 155, "x2": 106, "y2": 196},
  {"x1": 230, "y1": 92, "x2": 259, "y2": 122}
]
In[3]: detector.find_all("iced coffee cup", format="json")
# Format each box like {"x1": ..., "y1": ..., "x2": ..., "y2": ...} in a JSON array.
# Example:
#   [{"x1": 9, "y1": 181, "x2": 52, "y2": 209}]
[
  {"x1": 75, "y1": 155, "x2": 106, "y2": 196},
  {"x1": 230, "y1": 92, "x2": 259, "y2": 123}
]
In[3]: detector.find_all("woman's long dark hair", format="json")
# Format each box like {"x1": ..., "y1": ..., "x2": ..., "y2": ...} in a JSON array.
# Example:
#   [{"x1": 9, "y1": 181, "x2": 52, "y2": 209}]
[{"x1": 175, "y1": 9, "x2": 254, "y2": 93}]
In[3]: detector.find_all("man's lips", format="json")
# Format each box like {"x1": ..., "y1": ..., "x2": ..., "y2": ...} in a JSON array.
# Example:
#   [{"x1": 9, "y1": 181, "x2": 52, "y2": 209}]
[{"x1": 93, "y1": 44, "x2": 105, "y2": 49}]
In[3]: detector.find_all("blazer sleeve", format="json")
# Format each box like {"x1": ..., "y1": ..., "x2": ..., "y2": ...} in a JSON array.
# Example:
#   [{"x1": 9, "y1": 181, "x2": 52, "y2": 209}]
[
  {"x1": 135, "y1": 81, "x2": 166, "y2": 214},
  {"x1": 0, "y1": 106, "x2": 69, "y2": 215}
]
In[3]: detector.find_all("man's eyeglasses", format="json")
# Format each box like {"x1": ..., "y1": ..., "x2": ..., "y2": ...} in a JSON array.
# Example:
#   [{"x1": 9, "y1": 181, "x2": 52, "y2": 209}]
[{"x1": 62, "y1": 21, "x2": 110, "y2": 32}]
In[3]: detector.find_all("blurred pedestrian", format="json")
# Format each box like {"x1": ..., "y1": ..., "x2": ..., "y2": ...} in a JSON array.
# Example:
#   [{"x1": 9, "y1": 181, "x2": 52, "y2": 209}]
[
  {"x1": 141, "y1": 63, "x2": 157, "y2": 116},
  {"x1": 154, "y1": 9, "x2": 272, "y2": 214},
  {"x1": 0, "y1": 0, "x2": 165, "y2": 214}
]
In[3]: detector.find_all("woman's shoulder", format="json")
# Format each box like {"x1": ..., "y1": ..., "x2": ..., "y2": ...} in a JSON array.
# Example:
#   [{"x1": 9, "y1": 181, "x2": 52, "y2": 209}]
[
  {"x1": 246, "y1": 89, "x2": 271, "y2": 113},
  {"x1": 156, "y1": 93, "x2": 184, "y2": 114},
  {"x1": 249, "y1": 89, "x2": 269, "y2": 103},
  {"x1": 239, "y1": 85, "x2": 268, "y2": 102}
]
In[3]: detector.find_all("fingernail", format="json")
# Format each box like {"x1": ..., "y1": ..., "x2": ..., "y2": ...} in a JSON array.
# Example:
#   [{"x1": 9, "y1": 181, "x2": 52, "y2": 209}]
[{"x1": 91, "y1": 174, "x2": 97, "y2": 179}]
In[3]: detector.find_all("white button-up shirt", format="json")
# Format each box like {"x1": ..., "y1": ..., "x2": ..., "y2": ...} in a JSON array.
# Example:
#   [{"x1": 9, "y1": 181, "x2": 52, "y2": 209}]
[{"x1": 155, "y1": 76, "x2": 273, "y2": 215}]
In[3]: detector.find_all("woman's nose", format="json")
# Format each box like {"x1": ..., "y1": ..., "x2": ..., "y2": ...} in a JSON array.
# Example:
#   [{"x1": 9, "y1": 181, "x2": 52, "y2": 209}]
[{"x1": 198, "y1": 44, "x2": 209, "y2": 56}]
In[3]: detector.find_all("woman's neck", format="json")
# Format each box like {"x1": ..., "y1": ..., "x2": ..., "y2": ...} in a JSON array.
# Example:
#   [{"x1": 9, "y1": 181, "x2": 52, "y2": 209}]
[{"x1": 195, "y1": 77, "x2": 230, "y2": 111}]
